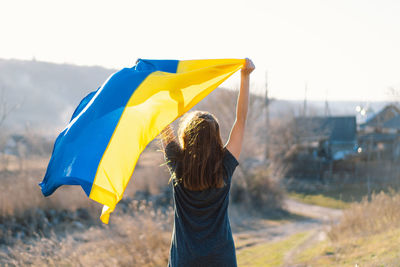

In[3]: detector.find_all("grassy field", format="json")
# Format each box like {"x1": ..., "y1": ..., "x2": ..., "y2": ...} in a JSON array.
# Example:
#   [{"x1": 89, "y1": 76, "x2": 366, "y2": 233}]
[
  {"x1": 288, "y1": 192, "x2": 349, "y2": 209},
  {"x1": 292, "y1": 191, "x2": 400, "y2": 266},
  {"x1": 0, "y1": 204, "x2": 173, "y2": 266},
  {"x1": 3, "y1": 145, "x2": 400, "y2": 266},
  {"x1": 232, "y1": 190, "x2": 400, "y2": 267},
  {"x1": 0, "y1": 142, "x2": 286, "y2": 266},
  {"x1": 287, "y1": 178, "x2": 400, "y2": 209},
  {"x1": 294, "y1": 228, "x2": 400, "y2": 266},
  {"x1": 236, "y1": 232, "x2": 311, "y2": 267}
]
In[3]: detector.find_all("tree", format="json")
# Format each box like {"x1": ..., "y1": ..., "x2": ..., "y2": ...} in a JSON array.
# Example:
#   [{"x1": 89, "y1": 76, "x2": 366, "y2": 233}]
[{"x1": 0, "y1": 87, "x2": 18, "y2": 128}]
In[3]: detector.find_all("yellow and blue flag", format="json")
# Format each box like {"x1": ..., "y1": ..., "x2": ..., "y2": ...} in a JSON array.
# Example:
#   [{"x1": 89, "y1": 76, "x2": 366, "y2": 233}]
[{"x1": 39, "y1": 58, "x2": 245, "y2": 223}]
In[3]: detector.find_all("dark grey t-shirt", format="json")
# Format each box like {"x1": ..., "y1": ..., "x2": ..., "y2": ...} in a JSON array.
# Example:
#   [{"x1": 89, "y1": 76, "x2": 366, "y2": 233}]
[{"x1": 165, "y1": 141, "x2": 239, "y2": 267}]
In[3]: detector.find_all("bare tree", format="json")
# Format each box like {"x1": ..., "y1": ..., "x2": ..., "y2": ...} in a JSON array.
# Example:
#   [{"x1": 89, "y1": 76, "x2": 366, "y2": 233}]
[
  {"x1": 0, "y1": 87, "x2": 19, "y2": 171},
  {"x1": 0, "y1": 87, "x2": 18, "y2": 128}
]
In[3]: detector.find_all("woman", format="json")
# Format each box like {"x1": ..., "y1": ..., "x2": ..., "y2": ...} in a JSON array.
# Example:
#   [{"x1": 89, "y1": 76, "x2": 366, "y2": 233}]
[{"x1": 160, "y1": 58, "x2": 255, "y2": 267}]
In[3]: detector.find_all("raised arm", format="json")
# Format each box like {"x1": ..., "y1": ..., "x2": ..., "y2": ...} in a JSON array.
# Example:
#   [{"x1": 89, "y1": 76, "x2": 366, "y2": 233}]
[{"x1": 225, "y1": 58, "x2": 255, "y2": 160}]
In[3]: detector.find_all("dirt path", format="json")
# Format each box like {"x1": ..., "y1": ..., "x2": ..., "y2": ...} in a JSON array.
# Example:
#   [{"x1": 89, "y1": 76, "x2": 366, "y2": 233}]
[
  {"x1": 232, "y1": 198, "x2": 343, "y2": 266},
  {"x1": 284, "y1": 198, "x2": 342, "y2": 222}
]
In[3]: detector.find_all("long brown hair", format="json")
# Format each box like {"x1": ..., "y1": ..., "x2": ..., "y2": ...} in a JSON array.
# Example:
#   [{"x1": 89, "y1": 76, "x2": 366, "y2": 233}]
[{"x1": 172, "y1": 111, "x2": 225, "y2": 191}]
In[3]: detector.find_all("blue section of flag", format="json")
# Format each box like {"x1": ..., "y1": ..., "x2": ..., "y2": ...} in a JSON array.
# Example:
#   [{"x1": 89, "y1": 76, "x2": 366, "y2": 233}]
[
  {"x1": 70, "y1": 89, "x2": 99, "y2": 122},
  {"x1": 135, "y1": 59, "x2": 179, "y2": 73},
  {"x1": 39, "y1": 59, "x2": 179, "y2": 197}
]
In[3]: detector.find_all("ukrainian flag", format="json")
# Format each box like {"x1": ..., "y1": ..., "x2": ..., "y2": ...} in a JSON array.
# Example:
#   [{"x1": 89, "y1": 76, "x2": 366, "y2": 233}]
[{"x1": 39, "y1": 58, "x2": 245, "y2": 223}]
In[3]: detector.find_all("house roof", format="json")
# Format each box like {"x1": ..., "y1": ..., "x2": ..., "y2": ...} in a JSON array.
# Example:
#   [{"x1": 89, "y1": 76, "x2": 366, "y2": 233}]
[
  {"x1": 361, "y1": 105, "x2": 400, "y2": 128},
  {"x1": 295, "y1": 116, "x2": 357, "y2": 143},
  {"x1": 383, "y1": 115, "x2": 400, "y2": 130}
]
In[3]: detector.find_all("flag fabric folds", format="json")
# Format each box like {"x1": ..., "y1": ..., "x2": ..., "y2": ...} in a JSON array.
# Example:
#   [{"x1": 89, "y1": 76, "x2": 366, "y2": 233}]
[{"x1": 39, "y1": 58, "x2": 245, "y2": 223}]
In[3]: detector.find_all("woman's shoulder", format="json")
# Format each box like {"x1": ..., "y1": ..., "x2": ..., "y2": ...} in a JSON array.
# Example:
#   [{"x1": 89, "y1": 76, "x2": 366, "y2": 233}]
[
  {"x1": 223, "y1": 148, "x2": 239, "y2": 166},
  {"x1": 222, "y1": 147, "x2": 239, "y2": 179}
]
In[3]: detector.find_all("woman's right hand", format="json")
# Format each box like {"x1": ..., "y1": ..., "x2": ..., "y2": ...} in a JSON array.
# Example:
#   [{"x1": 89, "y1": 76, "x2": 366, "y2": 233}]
[{"x1": 241, "y1": 58, "x2": 255, "y2": 75}]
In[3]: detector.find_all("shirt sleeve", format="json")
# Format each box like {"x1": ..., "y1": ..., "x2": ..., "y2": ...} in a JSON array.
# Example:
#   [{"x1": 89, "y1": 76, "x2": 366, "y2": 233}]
[{"x1": 223, "y1": 148, "x2": 239, "y2": 181}]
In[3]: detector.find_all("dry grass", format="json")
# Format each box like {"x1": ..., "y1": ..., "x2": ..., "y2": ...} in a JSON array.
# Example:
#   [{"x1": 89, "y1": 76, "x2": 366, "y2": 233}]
[
  {"x1": 294, "y1": 229, "x2": 400, "y2": 266},
  {"x1": 293, "y1": 191, "x2": 400, "y2": 266},
  {"x1": 0, "y1": 149, "x2": 173, "y2": 266},
  {"x1": 1, "y1": 201, "x2": 173, "y2": 266},
  {"x1": 329, "y1": 190, "x2": 400, "y2": 241},
  {"x1": 0, "y1": 168, "x2": 97, "y2": 219},
  {"x1": 0, "y1": 142, "x2": 169, "y2": 218}
]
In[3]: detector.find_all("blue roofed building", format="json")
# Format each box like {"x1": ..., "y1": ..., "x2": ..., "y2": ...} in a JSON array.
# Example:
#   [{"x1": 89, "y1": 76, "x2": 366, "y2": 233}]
[{"x1": 294, "y1": 116, "x2": 358, "y2": 161}]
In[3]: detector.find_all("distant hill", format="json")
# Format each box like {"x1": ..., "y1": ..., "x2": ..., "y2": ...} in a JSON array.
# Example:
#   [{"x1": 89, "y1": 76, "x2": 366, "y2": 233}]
[
  {"x1": 0, "y1": 58, "x2": 390, "y2": 136},
  {"x1": 0, "y1": 58, "x2": 115, "y2": 134}
]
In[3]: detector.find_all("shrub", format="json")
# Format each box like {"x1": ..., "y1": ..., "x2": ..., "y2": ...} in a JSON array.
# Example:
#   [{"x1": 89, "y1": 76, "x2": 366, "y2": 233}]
[
  {"x1": 231, "y1": 166, "x2": 285, "y2": 213},
  {"x1": 1, "y1": 200, "x2": 173, "y2": 266},
  {"x1": 329, "y1": 190, "x2": 400, "y2": 241}
]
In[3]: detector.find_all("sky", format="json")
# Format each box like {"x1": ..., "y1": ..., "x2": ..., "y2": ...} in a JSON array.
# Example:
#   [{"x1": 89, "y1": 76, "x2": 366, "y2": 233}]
[{"x1": 1, "y1": 0, "x2": 400, "y2": 101}]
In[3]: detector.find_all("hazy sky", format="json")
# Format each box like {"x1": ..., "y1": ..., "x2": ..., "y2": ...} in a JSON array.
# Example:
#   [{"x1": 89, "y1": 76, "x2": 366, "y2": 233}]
[{"x1": 1, "y1": 0, "x2": 400, "y2": 101}]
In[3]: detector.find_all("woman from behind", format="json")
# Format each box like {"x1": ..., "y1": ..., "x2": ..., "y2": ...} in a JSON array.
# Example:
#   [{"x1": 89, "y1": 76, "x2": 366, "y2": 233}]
[{"x1": 160, "y1": 58, "x2": 255, "y2": 267}]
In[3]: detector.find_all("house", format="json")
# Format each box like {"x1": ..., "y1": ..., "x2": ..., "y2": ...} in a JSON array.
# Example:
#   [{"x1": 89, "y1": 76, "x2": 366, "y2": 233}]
[
  {"x1": 358, "y1": 104, "x2": 400, "y2": 160},
  {"x1": 359, "y1": 104, "x2": 400, "y2": 133},
  {"x1": 294, "y1": 116, "x2": 357, "y2": 161},
  {"x1": 383, "y1": 115, "x2": 400, "y2": 133},
  {"x1": 357, "y1": 132, "x2": 400, "y2": 160}
]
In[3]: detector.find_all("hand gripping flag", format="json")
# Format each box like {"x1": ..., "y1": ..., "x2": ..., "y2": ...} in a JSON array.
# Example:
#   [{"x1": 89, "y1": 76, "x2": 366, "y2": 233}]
[{"x1": 39, "y1": 58, "x2": 245, "y2": 223}]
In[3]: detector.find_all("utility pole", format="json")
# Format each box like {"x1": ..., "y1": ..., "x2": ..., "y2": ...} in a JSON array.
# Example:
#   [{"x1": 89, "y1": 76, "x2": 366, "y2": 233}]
[
  {"x1": 324, "y1": 89, "x2": 331, "y2": 117},
  {"x1": 303, "y1": 82, "x2": 308, "y2": 117},
  {"x1": 265, "y1": 71, "x2": 270, "y2": 161}
]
